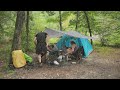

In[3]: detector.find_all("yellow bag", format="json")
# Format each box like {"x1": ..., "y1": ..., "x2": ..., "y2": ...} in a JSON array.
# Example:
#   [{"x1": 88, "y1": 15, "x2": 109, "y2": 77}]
[{"x1": 12, "y1": 50, "x2": 26, "y2": 68}]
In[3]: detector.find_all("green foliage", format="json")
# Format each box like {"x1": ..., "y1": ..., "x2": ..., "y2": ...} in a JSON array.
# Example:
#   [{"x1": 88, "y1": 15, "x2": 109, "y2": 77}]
[
  {"x1": 46, "y1": 11, "x2": 56, "y2": 16},
  {"x1": 48, "y1": 38, "x2": 60, "y2": 44},
  {"x1": 0, "y1": 11, "x2": 120, "y2": 48},
  {"x1": 92, "y1": 11, "x2": 120, "y2": 46},
  {"x1": 0, "y1": 11, "x2": 16, "y2": 44}
]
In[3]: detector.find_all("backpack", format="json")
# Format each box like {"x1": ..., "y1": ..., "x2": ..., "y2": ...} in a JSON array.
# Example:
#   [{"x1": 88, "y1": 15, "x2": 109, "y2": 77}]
[{"x1": 12, "y1": 50, "x2": 26, "y2": 68}]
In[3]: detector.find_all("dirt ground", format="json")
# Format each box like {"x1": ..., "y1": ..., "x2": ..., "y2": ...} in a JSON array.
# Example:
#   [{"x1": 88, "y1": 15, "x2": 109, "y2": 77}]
[{"x1": 1, "y1": 47, "x2": 120, "y2": 79}]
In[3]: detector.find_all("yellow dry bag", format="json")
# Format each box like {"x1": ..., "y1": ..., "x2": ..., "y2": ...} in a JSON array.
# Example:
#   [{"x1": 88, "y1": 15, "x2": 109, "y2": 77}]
[{"x1": 12, "y1": 50, "x2": 26, "y2": 68}]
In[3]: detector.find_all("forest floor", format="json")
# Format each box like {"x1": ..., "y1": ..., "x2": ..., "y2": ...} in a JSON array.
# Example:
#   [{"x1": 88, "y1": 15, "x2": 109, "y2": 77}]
[{"x1": 0, "y1": 46, "x2": 120, "y2": 79}]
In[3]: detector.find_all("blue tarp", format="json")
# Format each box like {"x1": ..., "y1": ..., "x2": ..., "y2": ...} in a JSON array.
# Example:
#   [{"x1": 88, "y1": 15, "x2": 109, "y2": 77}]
[{"x1": 56, "y1": 35, "x2": 93, "y2": 58}]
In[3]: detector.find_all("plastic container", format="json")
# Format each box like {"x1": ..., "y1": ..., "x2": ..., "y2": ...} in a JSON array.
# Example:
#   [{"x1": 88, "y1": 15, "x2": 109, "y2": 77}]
[{"x1": 71, "y1": 62, "x2": 76, "y2": 64}]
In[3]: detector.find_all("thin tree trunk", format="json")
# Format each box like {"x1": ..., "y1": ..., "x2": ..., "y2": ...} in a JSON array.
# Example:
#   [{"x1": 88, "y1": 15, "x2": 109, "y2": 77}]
[
  {"x1": 26, "y1": 11, "x2": 29, "y2": 52},
  {"x1": 59, "y1": 11, "x2": 62, "y2": 31},
  {"x1": 83, "y1": 11, "x2": 93, "y2": 45},
  {"x1": 75, "y1": 11, "x2": 79, "y2": 31},
  {"x1": 9, "y1": 11, "x2": 25, "y2": 68}
]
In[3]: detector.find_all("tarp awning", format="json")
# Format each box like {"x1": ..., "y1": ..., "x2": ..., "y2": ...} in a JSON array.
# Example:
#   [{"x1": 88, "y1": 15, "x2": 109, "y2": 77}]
[
  {"x1": 44, "y1": 28, "x2": 64, "y2": 38},
  {"x1": 44, "y1": 28, "x2": 97, "y2": 40}
]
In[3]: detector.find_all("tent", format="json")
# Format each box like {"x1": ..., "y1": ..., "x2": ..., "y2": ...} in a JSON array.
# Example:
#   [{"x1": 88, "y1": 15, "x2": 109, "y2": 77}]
[
  {"x1": 44, "y1": 28, "x2": 94, "y2": 58},
  {"x1": 56, "y1": 35, "x2": 93, "y2": 58}
]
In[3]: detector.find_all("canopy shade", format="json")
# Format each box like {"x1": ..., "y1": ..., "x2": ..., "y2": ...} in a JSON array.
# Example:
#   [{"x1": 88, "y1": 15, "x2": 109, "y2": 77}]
[{"x1": 44, "y1": 28, "x2": 97, "y2": 40}]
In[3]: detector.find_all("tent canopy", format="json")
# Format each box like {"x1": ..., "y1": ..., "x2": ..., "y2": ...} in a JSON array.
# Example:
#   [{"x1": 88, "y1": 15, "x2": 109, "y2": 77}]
[{"x1": 44, "y1": 28, "x2": 97, "y2": 40}]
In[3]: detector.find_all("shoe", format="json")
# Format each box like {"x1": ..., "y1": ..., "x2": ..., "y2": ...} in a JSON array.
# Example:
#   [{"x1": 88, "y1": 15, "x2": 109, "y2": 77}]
[{"x1": 53, "y1": 60, "x2": 59, "y2": 65}]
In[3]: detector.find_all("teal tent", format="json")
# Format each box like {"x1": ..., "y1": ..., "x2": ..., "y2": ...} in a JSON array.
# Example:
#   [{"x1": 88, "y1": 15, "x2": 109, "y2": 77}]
[{"x1": 56, "y1": 35, "x2": 93, "y2": 58}]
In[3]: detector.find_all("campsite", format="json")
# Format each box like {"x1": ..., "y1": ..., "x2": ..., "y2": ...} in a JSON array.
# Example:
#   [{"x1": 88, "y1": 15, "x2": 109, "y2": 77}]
[{"x1": 0, "y1": 11, "x2": 120, "y2": 79}]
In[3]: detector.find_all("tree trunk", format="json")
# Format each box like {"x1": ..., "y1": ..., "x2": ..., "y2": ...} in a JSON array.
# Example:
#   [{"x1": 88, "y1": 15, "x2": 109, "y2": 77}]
[
  {"x1": 9, "y1": 11, "x2": 25, "y2": 67},
  {"x1": 59, "y1": 11, "x2": 62, "y2": 31},
  {"x1": 75, "y1": 11, "x2": 79, "y2": 31},
  {"x1": 25, "y1": 11, "x2": 29, "y2": 52},
  {"x1": 83, "y1": 11, "x2": 93, "y2": 45}
]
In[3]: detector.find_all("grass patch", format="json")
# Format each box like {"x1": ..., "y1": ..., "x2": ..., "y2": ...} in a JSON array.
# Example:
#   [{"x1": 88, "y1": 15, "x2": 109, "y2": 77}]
[
  {"x1": 93, "y1": 40, "x2": 118, "y2": 57},
  {"x1": 93, "y1": 45, "x2": 116, "y2": 57}
]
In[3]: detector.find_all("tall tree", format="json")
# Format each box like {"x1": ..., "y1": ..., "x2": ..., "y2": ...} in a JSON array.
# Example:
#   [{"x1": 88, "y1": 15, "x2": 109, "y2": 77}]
[
  {"x1": 75, "y1": 11, "x2": 79, "y2": 31},
  {"x1": 59, "y1": 11, "x2": 62, "y2": 31},
  {"x1": 83, "y1": 11, "x2": 93, "y2": 45},
  {"x1": 9, "y1": 11, "x2": 25, "y2": 67},
  {"x1": 25, "y1": 11, "x2": 29, "y2": 52}
]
